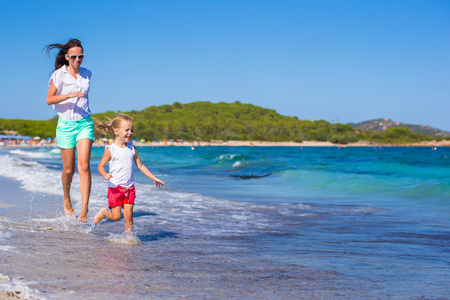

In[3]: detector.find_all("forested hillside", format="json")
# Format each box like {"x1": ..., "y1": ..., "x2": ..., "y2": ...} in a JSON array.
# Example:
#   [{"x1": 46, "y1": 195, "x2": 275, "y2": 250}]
[
  {"x1": 1, "y1": 101, "x2": 447, "y2": 144},
  {"x1": 0, "y1": 118, "x2": 57, "y2": 138},
  {"x1": 93, "y1": 101, "x2": 356, "y2": 143}
]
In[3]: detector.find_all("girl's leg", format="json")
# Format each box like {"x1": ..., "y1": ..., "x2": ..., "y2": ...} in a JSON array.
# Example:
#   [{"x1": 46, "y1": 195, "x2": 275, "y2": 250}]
[
  {"x1": 94, "y1": 206, "x2": 122, "y2": 224},
  {"x1": 76, "y1": 138, "x2": 93, "y2": 222},
  {"x1": 60, "y1": 147, "x2": 76, "y2": 216},
  {"x1": 123, "y1": 204, "x2": 134, "y2": 231}
]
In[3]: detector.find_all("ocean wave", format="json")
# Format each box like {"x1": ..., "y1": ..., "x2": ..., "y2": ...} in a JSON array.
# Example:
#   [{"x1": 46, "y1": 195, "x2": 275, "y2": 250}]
[
  {"x1": 217, "y1": 153, "x2": 246, "y2": 162},
  {"x1": 9, "y1": 149, "x2": 58, "y2": 159},
  {"x1": 1, "y1": 147, "x2": 448, "y2": 241},
  {"x1": 0, "y1": 154, "x2": 65, "y2": 197},
  {"x1": 270, "y1": 168, "x2": 450, "y2": 201},
  {"x1": 126, "y1": 183, "x2": 382, "y2": 239},
  {"x1": 230, "y1": 173, "x2": 272, "y2": 179}
]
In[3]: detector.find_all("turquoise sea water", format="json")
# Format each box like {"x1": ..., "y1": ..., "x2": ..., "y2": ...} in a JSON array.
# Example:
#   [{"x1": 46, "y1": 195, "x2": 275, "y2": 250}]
[{"x1": 0, "y1": 146, "x2": 449, "y2": 299}]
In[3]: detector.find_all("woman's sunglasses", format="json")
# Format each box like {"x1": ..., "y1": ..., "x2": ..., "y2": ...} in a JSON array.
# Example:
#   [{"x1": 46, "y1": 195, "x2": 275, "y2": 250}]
[{"x1": 68, "y1": 54, "x2": 85, "y2": 59}]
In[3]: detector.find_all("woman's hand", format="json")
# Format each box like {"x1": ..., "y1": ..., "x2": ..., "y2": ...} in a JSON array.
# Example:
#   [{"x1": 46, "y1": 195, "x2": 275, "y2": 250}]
[
  {"x1": 72, "y1": 91, "x2": 86, "y2": 98},
  {"x1": 104, "y1": 173, "x2": 113, "y2": 180},
  {"x1": 47, "y1": 81, "x2": 86, "y2": 105}
]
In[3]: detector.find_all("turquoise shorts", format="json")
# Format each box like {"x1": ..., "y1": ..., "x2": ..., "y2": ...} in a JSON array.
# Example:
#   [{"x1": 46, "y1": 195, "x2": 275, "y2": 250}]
[{"x1": 56, "y1": 115, "x2": 95, "y2": 149}]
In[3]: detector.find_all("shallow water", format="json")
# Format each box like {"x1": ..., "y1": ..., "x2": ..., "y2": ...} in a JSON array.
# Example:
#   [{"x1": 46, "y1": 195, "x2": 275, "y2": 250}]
[{"x1": 0, "y1": 146, "x2": 449, "y2": 299}]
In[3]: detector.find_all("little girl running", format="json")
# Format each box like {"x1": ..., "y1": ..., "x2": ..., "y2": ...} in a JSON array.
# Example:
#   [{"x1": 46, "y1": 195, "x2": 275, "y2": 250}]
[{"x1": 93, "y1": 114, "x2": 165, "y2": 230}]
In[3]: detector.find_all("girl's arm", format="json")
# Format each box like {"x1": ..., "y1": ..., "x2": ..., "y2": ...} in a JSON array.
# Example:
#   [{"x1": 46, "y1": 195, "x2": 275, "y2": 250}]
[
  {"x1": 46, "y1": 81, "x2": 86, "y2": 105},
  {"x1": 98, "y1": 148, "x2": 113, "y2": 180},
  {"x1": 133, "y1": 146, "x2": 165, "y2": 188}
]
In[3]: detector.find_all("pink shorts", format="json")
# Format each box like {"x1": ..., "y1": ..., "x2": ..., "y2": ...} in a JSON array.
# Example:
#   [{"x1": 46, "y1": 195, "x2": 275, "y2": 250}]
[{"x1": 107, "y1": 186, "x2": 136, "y2": 208}]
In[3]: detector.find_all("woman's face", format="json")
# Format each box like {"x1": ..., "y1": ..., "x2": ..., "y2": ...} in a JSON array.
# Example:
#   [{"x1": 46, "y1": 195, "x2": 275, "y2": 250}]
[{"x1": 65, "y1": 46, "x2": 84, "y2": 69}]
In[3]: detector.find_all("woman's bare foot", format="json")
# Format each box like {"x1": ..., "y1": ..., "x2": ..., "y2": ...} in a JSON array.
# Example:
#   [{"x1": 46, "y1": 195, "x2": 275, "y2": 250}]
[
  {"x1": 78, "y1": 206, "x2": 89, "y2": 222},
  {"x1": 78, "y1": 213, "x2": 88, "y2": 222},
  {"x1": 63, "y1": 198, "x2": 75, "y2": 216},
  {"x1": 94, "y1": 208, "x2": 107, "y2": 225}
]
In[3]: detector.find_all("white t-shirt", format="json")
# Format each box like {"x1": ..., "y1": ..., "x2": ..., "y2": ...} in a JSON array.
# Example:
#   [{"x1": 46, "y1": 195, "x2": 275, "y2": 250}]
[
  {"x1": 48, "y1": 65, "x2": 92, "y2": 121},
  {"x1": 107, "y1": 143, "x2": 135, "y2": 188}
]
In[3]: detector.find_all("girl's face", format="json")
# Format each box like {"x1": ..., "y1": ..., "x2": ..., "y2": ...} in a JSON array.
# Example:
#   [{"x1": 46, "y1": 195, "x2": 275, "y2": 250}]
[
  {"x1": 65, "y1": 46, "x2": 84, "y2": 69},
  {"x1": 114, "y1": 120, "x2": 134, "y2": 143}
]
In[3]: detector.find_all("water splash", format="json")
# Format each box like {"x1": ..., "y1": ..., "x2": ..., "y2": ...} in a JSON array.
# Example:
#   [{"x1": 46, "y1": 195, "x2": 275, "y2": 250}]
[{"x1": 105, "y1": 227, "x2": 143, "y2": 246}]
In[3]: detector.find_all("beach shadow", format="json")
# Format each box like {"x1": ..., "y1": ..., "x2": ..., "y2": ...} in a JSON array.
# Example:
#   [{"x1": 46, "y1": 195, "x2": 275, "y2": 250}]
[
  {"x1": 133, "y1": 211, "x2": 157, "y2": 218},
  {"x1": 137, "y1": 231, "x2": 178, "y2": 242},
  {"x1": 229, "y1": 172, "x2": 272, "y2": 179}
]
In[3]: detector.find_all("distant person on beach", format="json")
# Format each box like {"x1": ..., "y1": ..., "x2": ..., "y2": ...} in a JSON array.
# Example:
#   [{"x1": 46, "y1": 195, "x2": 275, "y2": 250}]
[
  {"x1": 93, "y1": 114, "x2": 165, "y2": 231},
  {"x1": 45, "y1": 38, "x2": 94, "y2": 222}
]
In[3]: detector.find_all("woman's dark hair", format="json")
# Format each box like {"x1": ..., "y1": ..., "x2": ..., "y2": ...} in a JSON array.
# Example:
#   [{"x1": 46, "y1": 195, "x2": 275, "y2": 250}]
[{"x1": 44, "y1": 38, "x2": 83, "y2": 71}]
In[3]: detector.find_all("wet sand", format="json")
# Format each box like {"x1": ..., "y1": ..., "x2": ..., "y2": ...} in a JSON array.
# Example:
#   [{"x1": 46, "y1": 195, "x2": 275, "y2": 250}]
[
  {"x1": 0, "y1": 201, "x2": 13, "y2": 209},
  {"x1": 0, "y1": 176, "x2": 339, "y2": 299},
  {"x1": 0, "y1": 290, "x2": 22, "y2": 300}
]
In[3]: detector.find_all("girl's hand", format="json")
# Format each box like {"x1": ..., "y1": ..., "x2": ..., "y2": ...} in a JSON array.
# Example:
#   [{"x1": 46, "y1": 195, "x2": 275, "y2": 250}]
[
  {"x1": 153, "y1": 178, "x2": 165, "y2": 188},
  {"x1": 72, "y1": 91, "x2": 86, "y2": 98},
  {"x1": 104, "y1": 173, "x2": 113, "y2": 180}
]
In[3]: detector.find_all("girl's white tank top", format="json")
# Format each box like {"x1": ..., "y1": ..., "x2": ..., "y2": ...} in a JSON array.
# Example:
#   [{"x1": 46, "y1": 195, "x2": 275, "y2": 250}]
[{"x1": 107, "y1": 142, "x2": 135, "y2": 188}]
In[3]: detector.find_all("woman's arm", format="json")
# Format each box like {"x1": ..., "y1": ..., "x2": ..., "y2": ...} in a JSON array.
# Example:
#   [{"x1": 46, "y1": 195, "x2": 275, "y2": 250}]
[
  {"x1": 46, "y1": 81, "x2": 86, "y2": 105},
  {"x1": 133, "y1": 147, "x2": 165, "y2": 188},
  {"x1": 98, "y1": 148, "x2": 113, "y2": 180}
]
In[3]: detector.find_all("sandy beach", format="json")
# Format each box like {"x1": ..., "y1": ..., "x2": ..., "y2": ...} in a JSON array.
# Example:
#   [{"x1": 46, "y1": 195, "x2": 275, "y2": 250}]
[
  {"x1": 4, "y1": 139, "x2": 450, "y2": 149},
  {"x1": 121, "y1": 139, "x2": 450, "y2": 147}
]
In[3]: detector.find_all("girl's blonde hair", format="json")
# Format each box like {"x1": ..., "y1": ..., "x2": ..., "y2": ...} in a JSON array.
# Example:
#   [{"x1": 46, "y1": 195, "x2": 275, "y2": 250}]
[{"x1": 93, "y1": 113, "x2": 133, "y2": 136}]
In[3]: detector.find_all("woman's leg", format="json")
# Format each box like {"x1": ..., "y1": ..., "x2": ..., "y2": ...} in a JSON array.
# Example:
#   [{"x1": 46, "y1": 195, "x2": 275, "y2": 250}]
[
  {"x1": 60, "y1": 147, "x2": 76, "y2": 216},
  {"x1": 76, "y1": 138, "x2": 93, "y2": 222},
  {"x1": 123, "y1": 204, "x2": 134, "y2": 231}
]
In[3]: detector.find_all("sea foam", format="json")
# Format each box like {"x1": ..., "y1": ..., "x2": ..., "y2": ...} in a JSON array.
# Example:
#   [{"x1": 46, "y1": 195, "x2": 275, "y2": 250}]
[{"x1": 0, "y1": 274, "x2": 45, "y2": 300}]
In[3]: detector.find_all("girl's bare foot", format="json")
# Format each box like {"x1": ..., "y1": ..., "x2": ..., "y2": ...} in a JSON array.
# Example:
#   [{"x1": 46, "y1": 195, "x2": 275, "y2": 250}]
[
  {"x1": 94, "y1": 208, "x2": 107, "y2": 225},
  {"x1": 63, "y1": 198, "x2": 75, "y2": 216}
]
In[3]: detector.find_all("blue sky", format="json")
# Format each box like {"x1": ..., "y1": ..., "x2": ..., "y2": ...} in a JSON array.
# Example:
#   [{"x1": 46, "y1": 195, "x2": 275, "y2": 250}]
[{"x1": 1, "y1": 0, "x2": 449, "y2": 131}]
